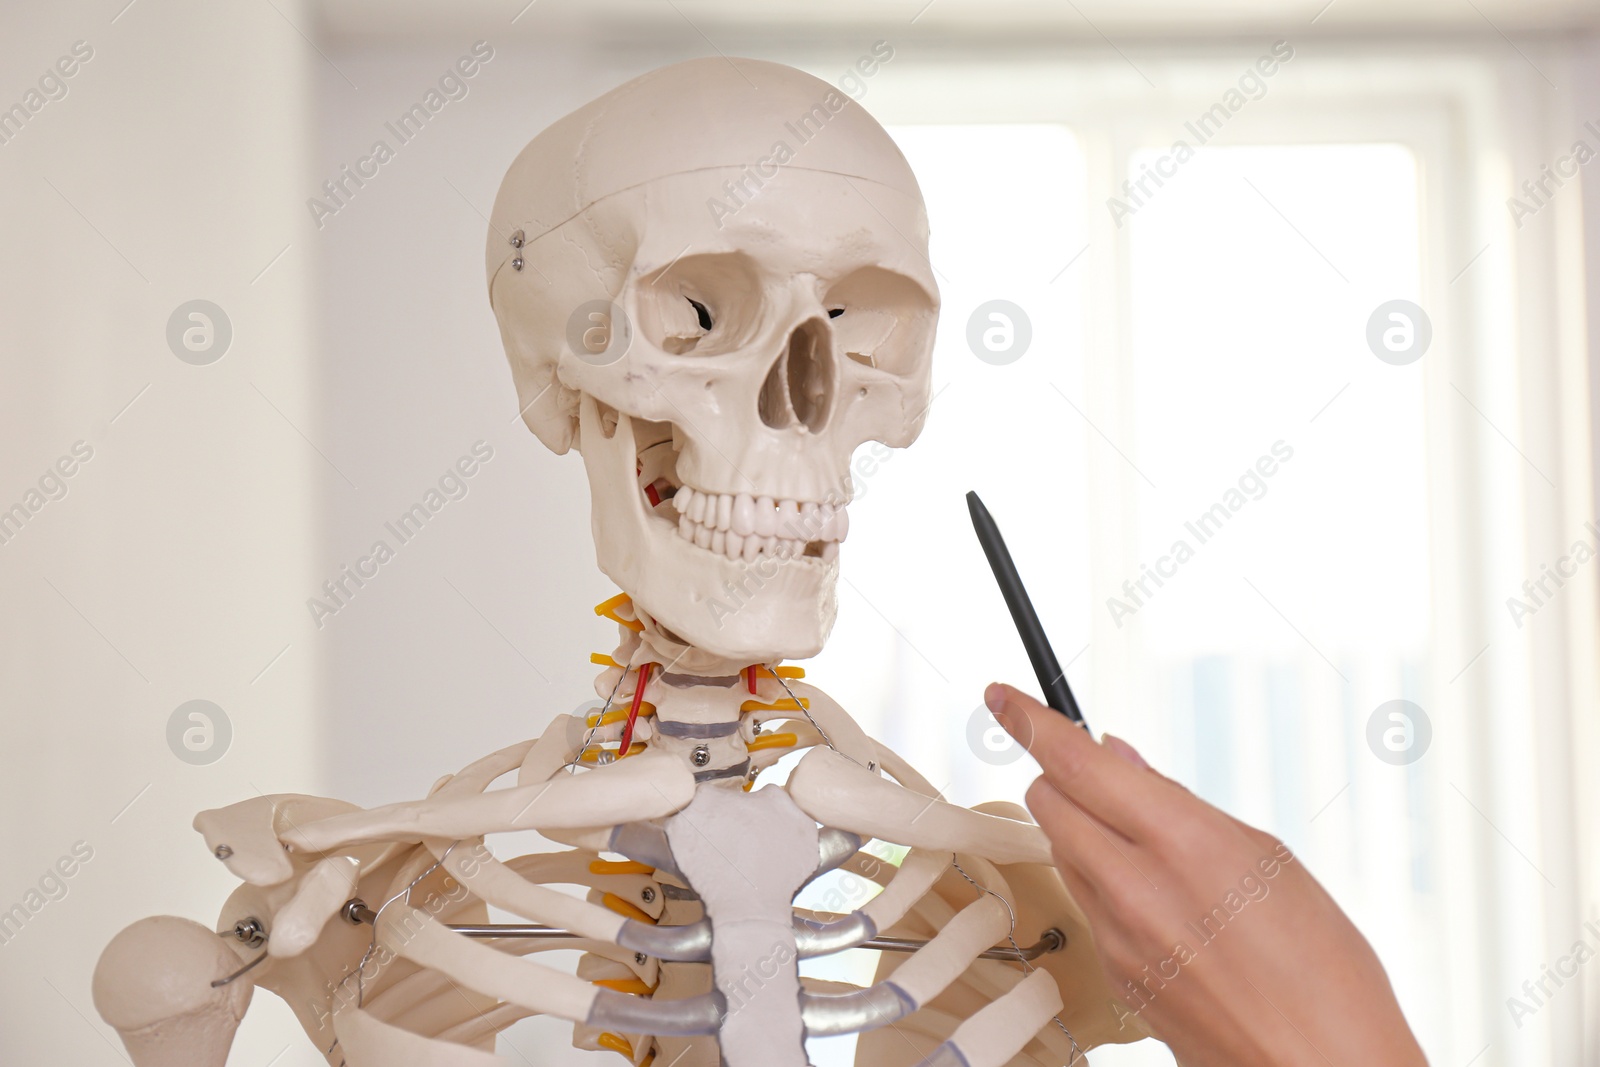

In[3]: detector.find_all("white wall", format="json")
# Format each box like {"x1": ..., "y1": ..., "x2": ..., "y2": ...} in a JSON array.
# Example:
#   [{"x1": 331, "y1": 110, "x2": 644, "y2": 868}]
[
  {"x1": 0, "y1": 1, "x2": 322, "y2": 1063},
  {"x1": 312, "y1": 38, "x2": 667, "y2": 810}
]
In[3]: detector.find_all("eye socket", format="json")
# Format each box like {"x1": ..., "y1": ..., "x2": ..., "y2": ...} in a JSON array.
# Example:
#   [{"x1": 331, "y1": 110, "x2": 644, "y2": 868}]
[
  {"x1": 635, "y1": 252, "x2": 759, "y2": 356},
  {"x1": 823, "y1": 268, "x2": 936, "y2": 375}
]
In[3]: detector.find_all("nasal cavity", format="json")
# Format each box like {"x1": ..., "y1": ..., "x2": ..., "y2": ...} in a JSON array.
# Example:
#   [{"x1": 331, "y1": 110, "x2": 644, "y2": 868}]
[{"x1": 758, "y1": 318, "x2": 834, "y2": 433}]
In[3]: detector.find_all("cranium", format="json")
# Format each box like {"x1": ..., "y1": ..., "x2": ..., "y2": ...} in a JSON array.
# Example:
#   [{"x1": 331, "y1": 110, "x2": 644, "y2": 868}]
[{"x1": 487, "y1": 57, "x2": 938, "y2": 662}]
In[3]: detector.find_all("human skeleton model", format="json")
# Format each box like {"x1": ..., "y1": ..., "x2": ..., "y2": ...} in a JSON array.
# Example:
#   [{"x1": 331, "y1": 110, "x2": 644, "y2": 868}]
[{"x1": 93, "y1": 59, "x2": 1151, "y2": 1066}]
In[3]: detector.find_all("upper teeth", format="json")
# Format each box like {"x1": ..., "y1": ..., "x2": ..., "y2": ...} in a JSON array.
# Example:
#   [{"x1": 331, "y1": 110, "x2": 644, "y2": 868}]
[{"x1": 669, "y1": 486, "x2": 847, "y2": 563}]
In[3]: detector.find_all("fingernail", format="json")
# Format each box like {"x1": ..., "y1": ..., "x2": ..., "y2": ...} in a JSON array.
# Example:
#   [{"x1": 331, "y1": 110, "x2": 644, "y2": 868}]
[
  {"x1": 1103, "y1": 733, "x2": 1150, "y2": 769},
  {"x1": 984, "y1": 683, "x2": 1011, "y2": 719}
]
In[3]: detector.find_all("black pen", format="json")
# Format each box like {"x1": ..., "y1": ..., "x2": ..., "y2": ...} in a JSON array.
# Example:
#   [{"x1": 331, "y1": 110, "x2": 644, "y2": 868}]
[{"x1": 967, "y1": 491, "x2": 1089, "y2": 731}]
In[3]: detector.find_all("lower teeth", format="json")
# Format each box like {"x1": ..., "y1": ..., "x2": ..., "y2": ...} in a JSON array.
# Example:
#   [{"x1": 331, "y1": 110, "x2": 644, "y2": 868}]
[{"x1": 663, "y1": 486, "x2": 841, "y2": 562}]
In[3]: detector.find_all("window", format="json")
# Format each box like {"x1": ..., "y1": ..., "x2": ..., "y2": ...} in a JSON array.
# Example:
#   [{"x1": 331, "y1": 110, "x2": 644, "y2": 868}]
[{"x1": 806, "y1": 48, "x2": 1584, "y2": 1066}]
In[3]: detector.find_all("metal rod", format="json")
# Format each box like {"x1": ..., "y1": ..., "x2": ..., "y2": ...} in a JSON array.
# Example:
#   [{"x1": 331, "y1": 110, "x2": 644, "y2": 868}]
[
  {"x1": 872, "y1": 929, "x2": 1065, "y2": 961},
  {"x1": 342, "y1": 900, "x2": 1063, "y2": 962}
]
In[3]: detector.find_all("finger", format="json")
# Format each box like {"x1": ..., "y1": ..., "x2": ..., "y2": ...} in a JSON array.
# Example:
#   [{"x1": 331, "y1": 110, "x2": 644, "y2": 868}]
[
  {"x1": 1151, "y1": 769, "x2": 1191, "y2": 793},
  {"x1": 1096, "y1": 730, "x2": 1202, "y2": 804},
  {"x1": 1102, "y1": 733, "x2": 1149, "y2": 769},
  {"x1": 1025, "y1": 775, "x2": 1159, "y2": 904},
  {"x1": 1099, "y1": 731, "x2": 1194, "y2": 795},
  {"x1": 988, "y1": 683, "x2": 1176, "y2": 842}
]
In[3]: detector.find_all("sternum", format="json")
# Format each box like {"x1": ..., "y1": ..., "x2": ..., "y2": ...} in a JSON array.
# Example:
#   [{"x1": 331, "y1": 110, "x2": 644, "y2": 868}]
[{"x1": 663, "y1": 784, "x2": 819, "y2": 1066}]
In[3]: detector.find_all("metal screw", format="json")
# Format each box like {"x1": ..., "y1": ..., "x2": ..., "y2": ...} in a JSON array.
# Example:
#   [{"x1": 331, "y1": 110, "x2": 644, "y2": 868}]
[
  {"x1": 342, "y1": 899, "x2": 368, "y2": 925},
  {"x1": 641, "y1": 887, "x2": 656, "y2": 904},
  {"x1": 512, "y1": 256, "x2": 524, "y2": 272},
  {"x1": 691, "y1": 746, "x2": 711, "y2": 767},
  {"x1": 634, "y1": 952, "x2": 647, "y2": 965},
  {"x1": 213, "y1": 844, "x2": 233, "y2": 860},
  {"x1": 510, "y1": 229, "x2": 524, "y2": 248},
  {"x1": 232, "y1": 917, "x2": 266, "y2": 948}
]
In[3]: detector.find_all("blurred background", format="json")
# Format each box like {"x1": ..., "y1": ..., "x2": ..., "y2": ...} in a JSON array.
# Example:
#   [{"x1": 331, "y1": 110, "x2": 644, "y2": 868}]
[{"x1": 3, "y1": 1, "x2": 1599, "y2": 1064}]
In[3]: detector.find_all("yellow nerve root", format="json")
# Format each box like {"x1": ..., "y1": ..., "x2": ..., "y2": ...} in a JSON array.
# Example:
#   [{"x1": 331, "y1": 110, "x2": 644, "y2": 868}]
[
  {"x1": 593, "y1": 977, "x2": 657, "y2": 996},
  {"x1": 748, "y1": 732, "x2": 799, "y2": 752},
  {"x1": 589, "y1": 859, "x2": 655, "y2": 876},
  {"x1": 602, "y1": 891, "x2": 655, "y2": 924},
  {"x1": 588, "y1": 703, "x2": 656, "y2": 728},
  {"x1": 580, "y1": 742, "x2": 646, "y2": 763},
  {"x1": 595, "y1": 592, "x2": 645, "y2": 632},
  {"x1": 740, "y1": 697, "x2": 809, "y2": 713},
  {"x1": 597, "y1": 1032, "x2": 634, "y2": 1058}
]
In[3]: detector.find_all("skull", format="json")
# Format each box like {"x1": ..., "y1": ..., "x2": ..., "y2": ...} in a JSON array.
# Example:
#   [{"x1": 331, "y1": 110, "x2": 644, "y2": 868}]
[{"x1": 487, "y1": 58, "x2": 937, "y2": 662}]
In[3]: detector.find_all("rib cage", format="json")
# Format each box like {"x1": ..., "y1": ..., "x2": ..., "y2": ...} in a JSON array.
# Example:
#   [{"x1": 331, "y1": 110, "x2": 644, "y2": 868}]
[
  {"x1": 201, "y1": 611, "x2": 1138, "y2": 1067},
  {"x1": 258, "y1": 720, "x2": 1065, "y2": 1063}
]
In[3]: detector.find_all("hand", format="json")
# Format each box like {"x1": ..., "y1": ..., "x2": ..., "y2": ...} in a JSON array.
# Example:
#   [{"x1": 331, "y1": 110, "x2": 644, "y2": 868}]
[{"x1": 985, "y1": 682, "x2": 1427, "y2": 1067}]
